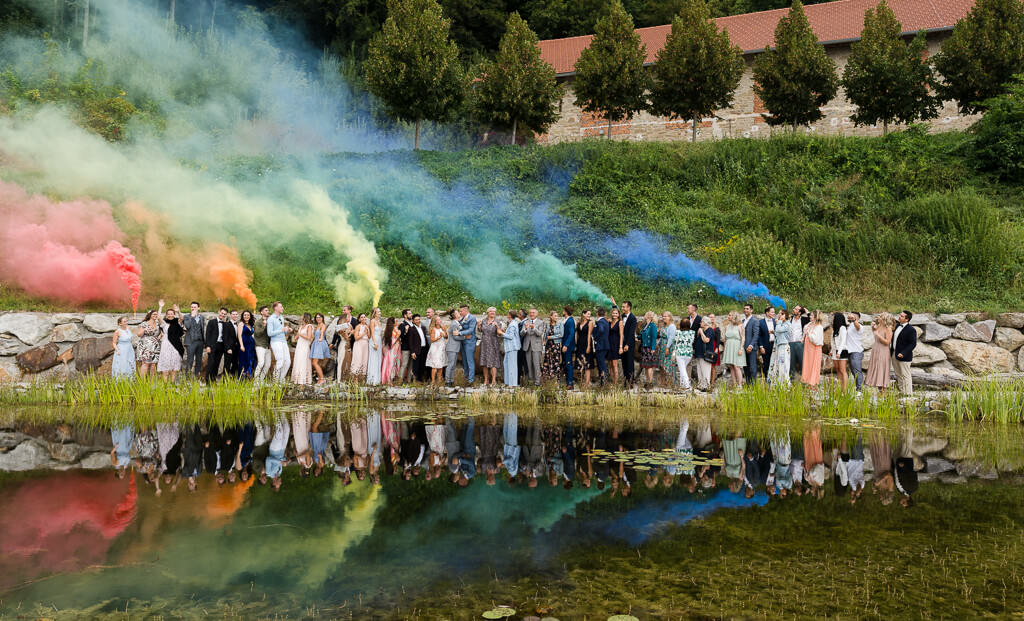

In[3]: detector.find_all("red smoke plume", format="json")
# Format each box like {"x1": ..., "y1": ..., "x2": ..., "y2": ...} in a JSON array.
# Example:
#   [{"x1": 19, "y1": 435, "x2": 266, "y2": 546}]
[{"x1": 0, "y1": 180, "x2": 143, "y2": 308}]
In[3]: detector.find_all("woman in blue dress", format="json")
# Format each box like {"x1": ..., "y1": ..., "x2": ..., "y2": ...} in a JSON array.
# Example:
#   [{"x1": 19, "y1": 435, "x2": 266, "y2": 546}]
[
  {"x1": 309, "y1": 313, "x2": 331, "y2": 385},
  {"x1": 237, "y1": 310, "x2": 257, "y2": 377},
  {"x1": 110, "y1": 316, "x2": 136, "y2": 379},
  {"x1": 110, "y1": 424, "x2": 134, "y2": 478}
]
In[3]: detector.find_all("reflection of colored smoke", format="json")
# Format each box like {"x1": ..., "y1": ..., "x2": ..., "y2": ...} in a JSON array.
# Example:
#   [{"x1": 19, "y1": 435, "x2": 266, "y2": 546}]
[
  {"x1": 0, "y1": 180, "x2": 143, "y2": 308},
  {"x1": 204, "y1": 475, "x2": 255, "y2": 523},
  {"x1": 0, "y1": 471, "x2": 137, "y2": 589}
]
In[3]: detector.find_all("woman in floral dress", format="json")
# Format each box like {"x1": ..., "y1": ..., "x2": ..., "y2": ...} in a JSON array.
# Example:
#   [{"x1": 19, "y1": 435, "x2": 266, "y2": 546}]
[
  {"x1": 136, "y1": 306, "x2": 163, "y2": 378},
  {"x1": 542, "y1": 311, "x2": 564, "y2": 382},
  {"x1": 655, "y1": 311, "x2": 677, "y2": 386}
]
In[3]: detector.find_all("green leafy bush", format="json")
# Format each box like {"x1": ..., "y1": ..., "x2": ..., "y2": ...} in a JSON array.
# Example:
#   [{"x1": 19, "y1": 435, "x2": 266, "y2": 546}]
[
  {"x1": 969, "y1": 76, "x2": 1024, "y2": 182},
  {"x1": 707, "y1": 233, "x2": 812, "y2": 292}
]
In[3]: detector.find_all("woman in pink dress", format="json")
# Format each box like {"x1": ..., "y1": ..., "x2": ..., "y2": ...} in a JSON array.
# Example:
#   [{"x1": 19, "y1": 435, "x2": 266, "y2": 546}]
[
  {"x1": 801, "y1": 310, "x2": 825, "y2": 387},
  {"x1": 380, "y1": 317, "x2": 401, "y2": 385},
  {"x1": 349, "y1": 314, "x2": 369, "y2": 379},
  {"x1": 291, "y1": 313, "x2": 314, "y2": 385}
]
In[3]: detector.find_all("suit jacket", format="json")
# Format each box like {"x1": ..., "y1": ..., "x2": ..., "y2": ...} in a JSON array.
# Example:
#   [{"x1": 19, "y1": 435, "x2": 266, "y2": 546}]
[
  {"x1": 758, "y1": 318, "x2": 774, "y2": 349},
  {"x1": 445, "y1": 319, "x2": 463, "y2": 352},
  {"x1": 593, "y1": 317, "x2": 610, "y2": 352},
  {"x1": 519, "y1": 318, "x2": 547, "y2": 352},
  {"x1": 891, "y1": 323, "x2": 917, "y2": 362},
  {"x1": 204, "y1": 319, "x2": 229, "y2": 350},
  {"x1": 622, "y1": 313, "x2": 637, "y2": 349},
  {"x1": 561, "y1": 316, "x2": 577, "y2": 354},
  {"x1": 399, "y1": 321, "x2": 413, "y2": 351},
  {"x1": 461, "y1": 314, "x2": 478, "y2": 345},
  {"x1": 743, "y1": 316, "x2": 760, "y2": 351},
  {"x1": 408, "y1": 323, "x2": 424, "y2": 358},
  {"x1": 688, "y1": 314, "x2": 702, "y2": 332},
  {"x1": 183, "y1": 314, "x2": 206, "y2": 346}
]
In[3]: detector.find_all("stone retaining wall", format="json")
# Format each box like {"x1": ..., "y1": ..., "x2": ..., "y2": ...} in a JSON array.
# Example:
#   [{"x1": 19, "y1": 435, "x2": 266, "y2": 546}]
[{"x1": 1, "y1": 310, "x2": 1023, "y2": 383}]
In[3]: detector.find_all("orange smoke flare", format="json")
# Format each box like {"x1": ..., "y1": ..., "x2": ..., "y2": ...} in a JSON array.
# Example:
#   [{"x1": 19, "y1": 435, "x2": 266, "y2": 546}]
[{"x1": 209, "y1": 244, "x2": 258, "y2": 309}]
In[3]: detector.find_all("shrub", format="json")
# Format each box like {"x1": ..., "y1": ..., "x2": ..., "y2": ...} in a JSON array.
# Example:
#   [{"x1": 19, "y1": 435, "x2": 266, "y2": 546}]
[
  {"x1": 707, "y1": 233, "x2": 811, "y2": 292},
  {"x1": 969, "y1": 77, "x2": 1024, "y2": 182}
]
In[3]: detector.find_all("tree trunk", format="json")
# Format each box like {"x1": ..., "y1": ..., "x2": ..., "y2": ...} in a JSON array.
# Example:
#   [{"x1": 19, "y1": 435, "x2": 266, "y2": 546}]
[
  {"x1": 82, "y1": 0, "x2": 89, "y2": 50},
  {"x1": 883, "y1": 119, "x2": 888, "y2": 136},
  {"x1": 414, "y1": 119, "x2": 421, "y2": 150},
  {"x1": 607, "y1": 116, "x2": 612, "y2": 139},
  {"x1": 511, "y1": 118, "x2": 517, "y2": 146},
  {"x1": 210, "y1": 0, "x2": 217, "y2": 32},
  {"x1": 169, "y1": 0, "x2": 175, "y2": 24},
  {"x1": 692, "y1": 116, "x2": 698, "y2": 143}
]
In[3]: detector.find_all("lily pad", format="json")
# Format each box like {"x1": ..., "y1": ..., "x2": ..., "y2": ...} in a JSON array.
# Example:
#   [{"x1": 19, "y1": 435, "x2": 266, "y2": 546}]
[
  {"x1": 482, "y1": 607, "x2": 516, "y2": 619},
  {"x1": 608, "y1": 616, "x2": 640, "y2": 621}
]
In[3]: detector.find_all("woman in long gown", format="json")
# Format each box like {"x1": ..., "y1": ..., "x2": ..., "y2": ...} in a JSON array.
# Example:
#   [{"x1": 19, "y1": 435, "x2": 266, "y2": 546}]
[
  {"x1": 332, "y1": 316, "x2": 353, "y2": 382},
  {"x1": 802, "y1": 311, "x2": 825, "y2": 387},
  {"x1": 381, "y1": 317, "x2": 401, "y2": 385},
  {"x1": 721, "y1": 311, "x2": 746, "y2": 388},
  {"x1": 350, "y1": 314, "x2": 369, "y2": 379},
  {"x1": 111, "y1": 316, "x2": 136, "y2": 379},
  {"x1": 478, "y1": 307, "x2": 501, "y2": 387},
  {"x1": 767, "y1": 309, "x2": 791, "y2": 385},
  {"x1": 542, "y1": 311, "x2": 563, "y2": 382},
  {"x1": 309, "y1": 313, "x2": 331, "y2": 385},
  {"x1": 655, "y1": 311, "x2": 677, "y2": 387},
  {"x1": 607, "y1": 308, "x2": 622, "y2": 385},
  {"x1": 157, "y1": 302, "x2": 184, "y2": 380},
  {"x1": 639, "y1": 312, "x2": 659, "y2": 386},
  {"x1": 865, "y1": 312, "x2": 894, "y2": 391},
  {"x1": 366, "y1": 308, "x2": 383, "y2": 386},
  {"x1": 291, "y1": 313, "x2": 314, "y2": 385},
  {"x1": 575, "y1": 310, "x2": 594, "y2": 387},
  {"x1": 427, "y1": 315, "x2": 448, "y2": 386},
  {"x1": 237, "y1": 310, "x2": 257, "y2": 378}
]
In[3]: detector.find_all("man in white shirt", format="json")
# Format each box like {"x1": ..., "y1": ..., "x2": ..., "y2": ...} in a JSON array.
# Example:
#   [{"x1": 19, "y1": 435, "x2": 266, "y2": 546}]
[
  {"x1": 789, "y1": 306, "x2": 805, "y2": 380},
  {"x1": 846, "y1": 312, "x2": 866, "y2": 392}
]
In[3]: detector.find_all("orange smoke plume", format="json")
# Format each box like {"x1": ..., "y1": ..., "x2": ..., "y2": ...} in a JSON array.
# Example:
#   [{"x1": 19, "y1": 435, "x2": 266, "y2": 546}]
[{"x1": 121, "y1": 202, "x2": 257, "y2": 308}]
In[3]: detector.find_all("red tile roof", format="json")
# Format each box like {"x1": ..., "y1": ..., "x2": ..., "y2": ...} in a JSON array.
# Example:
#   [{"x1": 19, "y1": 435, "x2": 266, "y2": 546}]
[{"x1": 538, "y1": 0, "x2": 974, "y2": 75}]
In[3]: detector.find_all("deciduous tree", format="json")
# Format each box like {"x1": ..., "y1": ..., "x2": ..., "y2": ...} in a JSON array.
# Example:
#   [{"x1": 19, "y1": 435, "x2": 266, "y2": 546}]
[
  {"x1": 476, "y1": 13, "x2": 561, "y2": 144},
  {"x1": 572, "y1": 0, "x2": 650, "y2": 138},
  {"x1": 649, "y1": 0, "x2": 744, "y2": 141},
  {"x1": 365, "y1": 0, "x2": 466, "y2": 149},
  {"x1": 752, "y1": 0, "x2": 838, "y2": 129},
  {"x1": 933, "y1": 0, "x2": 1024, "y2": 114}
]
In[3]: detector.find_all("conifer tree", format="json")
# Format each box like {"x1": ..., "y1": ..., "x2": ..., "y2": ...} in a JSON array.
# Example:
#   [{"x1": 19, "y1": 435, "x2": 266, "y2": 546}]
[
  {"x1": 365, "y1": 0, "x2": 465, "y2": 149},
  {"x1": 573, "y1": 0, "x2": 649, "y2": 138},
  {"x1": 649, "y1": 0, "x2": 745, "y2": 141},
  {"x1": 752, "y1": 0, "x2": 839, "y2": 128}
]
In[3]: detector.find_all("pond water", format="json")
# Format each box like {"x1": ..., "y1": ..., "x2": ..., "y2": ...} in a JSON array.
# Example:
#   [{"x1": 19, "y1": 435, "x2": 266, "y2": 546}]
[{"x1": 1, "y1": 405, "x2": 1023, "y2": 619}]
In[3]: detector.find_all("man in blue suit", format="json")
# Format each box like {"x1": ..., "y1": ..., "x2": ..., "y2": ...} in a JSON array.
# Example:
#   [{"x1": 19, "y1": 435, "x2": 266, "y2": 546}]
[
  {"x1": 593, "y1": 307, "x2": 610, "y2": 385},
  {"x1": 458, "y1": 304, "x2": 477, "y2": 385},
  {"x1": 742, "y1": 304, "x2": 761, "y2": 382},
  {"x1": 561, "y1": 306, "x2": 577, "y2": 389}
]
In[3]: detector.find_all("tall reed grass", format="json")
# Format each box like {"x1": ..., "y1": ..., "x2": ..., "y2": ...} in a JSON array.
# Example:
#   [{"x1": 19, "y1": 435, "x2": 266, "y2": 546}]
[
  {"x1": 944, "y1": 377, "x2": 1024, "y2": 423},
  {"x1": 0, "y1": 375, "x2": 286, "y2": 408}
]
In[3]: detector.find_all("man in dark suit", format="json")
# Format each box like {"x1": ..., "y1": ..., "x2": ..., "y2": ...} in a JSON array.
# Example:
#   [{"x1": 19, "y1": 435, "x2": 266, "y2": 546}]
[
  {"x1": 203, "y1": 307, "x2": 234, "y2": 383},
  {"x1": 742, "y1": 304, "x2": 761, "y2": 382},
  {"x1": 182, "y1": 301, "x2": 206, "y2": 377},
  {"x1": 398, "y1": 308, "x2": 413, "y2": 383},
  {"x1": 620, "y1": 299, "x2": 637, "y2": 387},
  {"x1": 890, "y1": 310, "x2": 917, "y2": 395},
  {"x1": 224, "y1": 310, "x2": 241, "y2": 377},
  {"x1": 758, "y1": 306, "x2": 776, "y2": 381},
  {"x1": 593, "y1": 307, "x2": 610, "y2": 385},
  {"x1": 409, "y1": 313, "x2": 426, "y2": 382},
  {"x1": 561, "y1": 306, "x2": 577, "y2": 389}
]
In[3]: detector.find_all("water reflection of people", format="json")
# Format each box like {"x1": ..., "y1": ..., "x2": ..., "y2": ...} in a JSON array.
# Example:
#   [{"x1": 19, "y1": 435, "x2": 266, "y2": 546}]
[
  {"x1": 265, "y1": 415, "x2": 290, "y2": 491},
  {"x1": 182, "y1": 424, "x2": 203, "y2": 492},
  {"x1": 110, "y1": 424, "x2": 134, "y2": 478}
]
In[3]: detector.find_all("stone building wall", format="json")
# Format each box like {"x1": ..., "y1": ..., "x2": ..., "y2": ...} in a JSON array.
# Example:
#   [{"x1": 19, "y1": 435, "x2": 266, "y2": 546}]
[
  {"x1": 539, "y1": 35, "x2": 978, "y2": 145},
  {"x1": 1, "y1": 310, "x2": 1023, "y2": 383}
]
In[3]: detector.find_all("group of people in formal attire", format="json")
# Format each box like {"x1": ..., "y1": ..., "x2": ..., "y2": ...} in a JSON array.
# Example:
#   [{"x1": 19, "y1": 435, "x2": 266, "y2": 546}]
[
  {"x1": 109, "y1": 413, "x2": 918, "y2": 507},
  {"x1": 109, "y1": 297, "x2": 918, "y2": 395}
]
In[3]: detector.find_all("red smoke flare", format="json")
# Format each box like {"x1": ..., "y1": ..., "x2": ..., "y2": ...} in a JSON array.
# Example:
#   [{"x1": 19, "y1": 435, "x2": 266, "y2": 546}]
[{"x1": 0, "y1": 180, "x2": 143, "y2": 308}]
